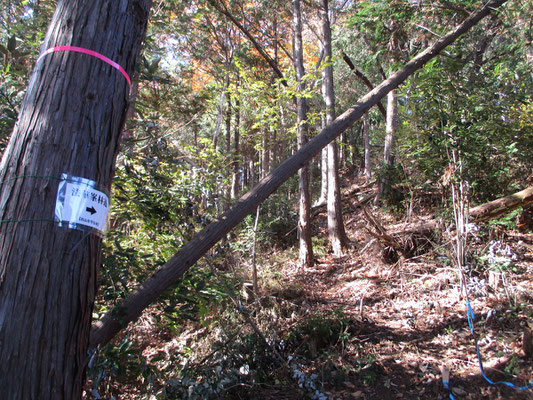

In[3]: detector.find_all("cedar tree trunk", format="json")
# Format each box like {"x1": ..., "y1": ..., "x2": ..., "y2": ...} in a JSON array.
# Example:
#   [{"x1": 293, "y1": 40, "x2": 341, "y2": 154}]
[{"x1": 0, "y1": 1, "x2": 151, "y2": 399}]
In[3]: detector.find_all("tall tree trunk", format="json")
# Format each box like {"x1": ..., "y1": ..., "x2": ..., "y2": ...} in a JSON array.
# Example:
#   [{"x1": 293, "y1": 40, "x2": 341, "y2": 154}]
[
  {"x1": 318, "y1": 125, "x2": 328, "y2": 205},
  {"x1": 0, "y1": 1, "x2": 151, "y2": 398},
  {"x1": 225, "y1": 95, "x2": 232, "y2": 154},
  {"x1": 364, "y1": 113, "x2": 371, "y2": 178},
  {"x1": 383, "y1": 90, "x2": 397, "y2": 166},
  {"x1": 224, "y1": 96, "x2": 233, "y2": 204},
  {"x1": 376, "y1": 21, "x2": 400, "y2": 203},
  {"x1": 376, "y1": 88, "x2": 398, "y2": 201},
  {"x1": 294, "y1": 0, "x2": 314, "y2": 269},
  {"x1": 338, "y1": 133, "x2": 344, "y2": 169},
  {"x1": 321, "y1": 0, "x2": 348, "y2": 255},
  {"x1": 90, "y1": 0, "x2": 508, "y2": 347},
  {"x1": 350, "y1": 125, "x2": 359, "y2": 167},
  {"x1": 251, "y1": 205, "x2": 261, "y2": 295},
  {"x1": 261, "y1": 131, "x2": 270, "y2": 179},
  {"x1": 249, "y1": 158, "x2": 256, "y2": 187},
  {"x1": 231, "y1": 97, "x2": 241, "y2": 199},
  {"x1": 213, "y1": 74, "x2": 229, "y2": 149}
]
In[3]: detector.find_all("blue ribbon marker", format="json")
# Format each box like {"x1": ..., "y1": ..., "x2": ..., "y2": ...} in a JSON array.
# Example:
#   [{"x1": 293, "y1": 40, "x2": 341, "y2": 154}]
[
  {"x1": 466, "y1": 300, "x2": 533, "y2": 391},
  {"x1": 442, "y1": 380, "x2": 456, "y2": 400}
]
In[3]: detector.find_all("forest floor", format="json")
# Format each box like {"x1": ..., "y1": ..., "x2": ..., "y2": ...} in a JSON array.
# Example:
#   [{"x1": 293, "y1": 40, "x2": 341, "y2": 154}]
[
  {"x1": 92, "y1": 176, "x2": 533, "y2": 400},
  {"x1": 276, "y1": 207, "x2": 533, "y2": 400}
]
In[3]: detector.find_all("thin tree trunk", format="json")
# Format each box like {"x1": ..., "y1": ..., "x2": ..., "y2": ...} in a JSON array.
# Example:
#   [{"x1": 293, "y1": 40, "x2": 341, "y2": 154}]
[
  {"x1": 261, "y1": 132, "x2": 270, "y2": 179},
  {"x1": 213, "y1": 74, "x2": 229, "y2": 149},
  {"x1": 376, "y1": 88, "x2": 398, "y2": 202},
  {"x1": 383, "y1": 90, "x2": 397, "y2": 166},
  {"x1": 224, "y1": 96, "x2": 233, "y2": 204},
  {"x1": 364, "y1": 113, "x2": 371, "y2": 178},
  {"x1": 0, "y1": 1, "x2": 150, "y2": 398},
  {"x1": 318, "y1": 126, "x2": 328, "y2": 205},
  {"x1": 321, "y1": 0, "x2": 348, "y2": 255},
  {"x1": 339, "y1": 132, "x2": 345, "y2": 169},
  {"x1": 225, "y1": 96, "x2": 232, "y2": 154},
  {"x1": 251, "y1": 206, "x2": 260, "y2": 295},
  {"x1": 231, "y1": 97, "x2": 240, "y2": 199},
  {"x1": 342, "y1": 51, "x2": 387, "y2": 118},
  {"x1": 350, "y1": 124, "x2": 359, "y2": 168},
  {"x1": 249, "y1": 158, "x2": 256, "y2": 187},
  {"x1": 294, "y1": 0, "x2": 314, "y2": 269},
  {"x1": 90, "y1": 0, "x2": 508, "y2": 347}
]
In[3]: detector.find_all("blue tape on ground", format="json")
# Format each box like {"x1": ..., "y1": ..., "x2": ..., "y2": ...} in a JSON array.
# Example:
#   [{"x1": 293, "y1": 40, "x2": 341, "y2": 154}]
[
  {"x1": 466, "y1": 300, "x2": 533, "y2": 391},
  {"x1": 442, "y1": 381, "x2": 456, "y2": 400}
]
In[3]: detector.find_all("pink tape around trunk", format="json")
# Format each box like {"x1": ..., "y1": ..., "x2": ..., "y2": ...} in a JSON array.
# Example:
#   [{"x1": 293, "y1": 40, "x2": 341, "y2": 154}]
[{"x1": 37, "y1": 46, "x2": 131, "y2": 88}]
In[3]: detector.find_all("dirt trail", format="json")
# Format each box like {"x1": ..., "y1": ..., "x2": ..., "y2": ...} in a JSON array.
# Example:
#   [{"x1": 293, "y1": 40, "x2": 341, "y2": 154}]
[{"x1": 285, "y1": 191, "x2": 533, "y2": 399}]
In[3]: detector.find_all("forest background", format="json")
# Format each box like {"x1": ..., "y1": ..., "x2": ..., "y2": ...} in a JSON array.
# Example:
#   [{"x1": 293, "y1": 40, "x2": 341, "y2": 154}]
[{"x1": 0, "y1": 0, "x2": 532, "y2": 399}]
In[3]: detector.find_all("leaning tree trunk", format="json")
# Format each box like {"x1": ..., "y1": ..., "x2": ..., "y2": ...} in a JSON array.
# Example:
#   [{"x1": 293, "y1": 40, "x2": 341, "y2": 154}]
[{"x1": 0, "y1": 1, "x2": 151, "y2": 399}]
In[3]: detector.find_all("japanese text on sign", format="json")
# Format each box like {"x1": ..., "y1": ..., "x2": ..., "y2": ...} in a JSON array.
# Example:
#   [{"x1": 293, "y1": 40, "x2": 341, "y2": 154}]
[{"x1": 55, "y1": 174, "x2": 110, "y2": 235}]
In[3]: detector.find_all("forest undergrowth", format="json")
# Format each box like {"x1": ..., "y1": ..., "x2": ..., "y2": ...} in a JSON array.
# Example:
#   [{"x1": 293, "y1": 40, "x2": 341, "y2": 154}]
[{"x1": 85, "y1": 175, "x2": 533, "y2": 400}]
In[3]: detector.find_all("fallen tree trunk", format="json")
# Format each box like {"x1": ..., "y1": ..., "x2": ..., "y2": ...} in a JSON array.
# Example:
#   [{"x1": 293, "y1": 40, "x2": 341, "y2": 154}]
[
  {"x1": 388, "y1": 219, "x2": 439, "y2": 237},
  {"x1": 469, "y1": 186, "x2": 533, "y2": 222},
  {"x1": 369, "y1": 186, "x2": 533, "y2": 240},
  {"x1": 89, "y1": 0, "x2": 508, "y2": 348}
]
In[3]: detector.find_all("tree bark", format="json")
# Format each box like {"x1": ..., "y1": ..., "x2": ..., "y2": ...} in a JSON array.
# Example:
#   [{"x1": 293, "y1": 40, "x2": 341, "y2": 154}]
[
  {"x1": 363, "y1": 113, "x2": 371, "y2": 178},
  {"x1": 376, "y1": 87, "x2": 398, "y2": 202},
  {"x1": 318, "y1": 130, "x2": 328, "y2": 204},
  {"x1": 294, "y1": 0, "x2": 314, "y2": 269},
  {"x1": 90, "y1": 0, "x2": 508, "y2": 348},
  {"x1": 261, "y1": 132, "x2": 270, "y2": 179},
  {"x1": 321, "y1": 0, "x2": 348, "y2": 256},
  {"x1": 213, "y1": 74, "x2": 229, "y2": 149},
  {"x1": 231, "y1": 97, "x2": 241, "y2": 199},
  {"x1": 469, "y1": 186, "x2": 533, "y2": 222},
  {"x1": 251, "y1": 206, "x2": 260, "y2": 295},
  {"x1": 0, "y1": 1, "x2": 150, "y2": 398},
  {"x1": 383, "y1": 90, "x2": 397, "y2": 166},
  {"x1": 225, "y1": 95, "x2": 232, "y2": 154}
]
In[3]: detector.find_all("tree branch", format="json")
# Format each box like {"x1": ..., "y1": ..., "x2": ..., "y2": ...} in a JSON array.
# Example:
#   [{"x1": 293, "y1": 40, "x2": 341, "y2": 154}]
[
  {"x1": 342, "y1": 52, "x2": 387, "y2": 118},
  {"x1": 209, "y1": 0, "x2": 288, "y2": 86}
]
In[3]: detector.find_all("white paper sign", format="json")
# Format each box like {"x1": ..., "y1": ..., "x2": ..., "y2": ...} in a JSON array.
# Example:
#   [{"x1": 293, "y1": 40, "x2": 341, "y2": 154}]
[{"x1": 55, "y1": 175, "x2": 110, "y2": 235}]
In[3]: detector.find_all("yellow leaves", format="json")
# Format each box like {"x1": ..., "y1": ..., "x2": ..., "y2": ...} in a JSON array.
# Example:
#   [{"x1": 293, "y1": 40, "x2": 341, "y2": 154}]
[
  {"x1": 303, "y1": 48, "x2": 321, "y2": 71},
  {"x1": 189, "y1": 59, "x2": 214, "y2": 92},
  {"x1": 510, "y1": 101, "x2": 533, "y2": 130}
]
